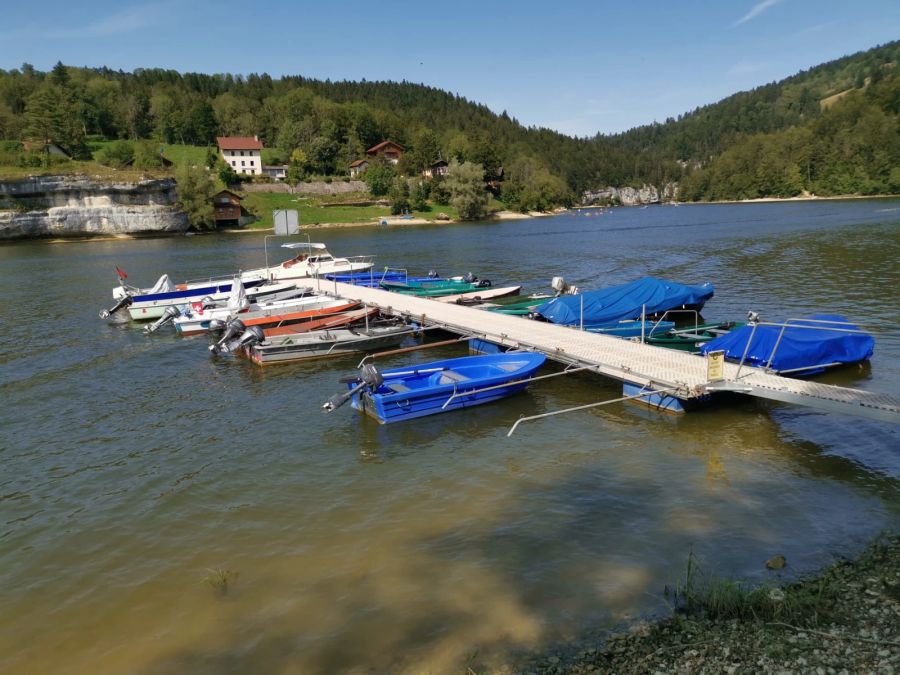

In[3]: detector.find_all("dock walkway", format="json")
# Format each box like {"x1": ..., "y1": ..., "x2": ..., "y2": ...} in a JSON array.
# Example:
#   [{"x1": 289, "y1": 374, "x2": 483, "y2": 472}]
[{"x1": 327, "y1": 281, "x2": 900, "y2": 423}]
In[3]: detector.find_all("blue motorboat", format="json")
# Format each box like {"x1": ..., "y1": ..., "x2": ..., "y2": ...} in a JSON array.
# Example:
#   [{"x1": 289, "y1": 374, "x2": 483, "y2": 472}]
[
  {"x1": 324, "y1": 352, "x2": 546, "y2": 423},
  {"x1": 535, "y1": 277, "x2": 714, "y2": 330},
  {"x1": 699, "y1": 314, "x2": 875, "y2": 376}
]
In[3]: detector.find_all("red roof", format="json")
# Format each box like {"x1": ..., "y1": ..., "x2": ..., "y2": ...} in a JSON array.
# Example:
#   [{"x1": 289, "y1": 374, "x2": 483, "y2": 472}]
[
  {"x1": 366, "y1": 140, "x2": 405, "y2": 155},
  {"x1": 217, "y1": 136, "x2": 263, "y2": 151},
  {"x1": 349, "y1": 159, "x2": 368, "y2": 167}
]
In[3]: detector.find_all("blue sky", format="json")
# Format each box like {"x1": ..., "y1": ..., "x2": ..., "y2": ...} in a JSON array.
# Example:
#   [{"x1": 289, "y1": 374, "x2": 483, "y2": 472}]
[{"x1": 1, "y1": 0, "x2": 898, "y2": 136}]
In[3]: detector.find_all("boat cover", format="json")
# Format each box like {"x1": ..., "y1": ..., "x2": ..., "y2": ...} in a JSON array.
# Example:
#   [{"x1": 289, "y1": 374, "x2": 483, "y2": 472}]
[
  {"x1": 699, "y1": 314, "x2": 874, "y2": 374},
  {"x1": 148, "y1": 274, "x2": 175, "y2": 294},
  {"x1": 226, "y1": 278, "x2": 249, "y2": 312},
  {"x1": 535, "y1": 277, "x2": 714, "y2": 328}
]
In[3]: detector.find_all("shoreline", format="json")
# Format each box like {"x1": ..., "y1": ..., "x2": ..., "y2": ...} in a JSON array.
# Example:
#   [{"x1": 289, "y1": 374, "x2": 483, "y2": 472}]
[{"x1": 518, "y1": 535, "x2": 899, "y2": 674}]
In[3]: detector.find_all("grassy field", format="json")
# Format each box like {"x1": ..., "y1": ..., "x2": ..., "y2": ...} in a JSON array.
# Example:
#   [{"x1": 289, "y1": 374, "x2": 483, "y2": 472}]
[
  {"x1": 241, "y1": 191, "x2": 462, "y2": 229},
  {"x1": 0, "y1": 141, "x2": 211, "y2": 181}
]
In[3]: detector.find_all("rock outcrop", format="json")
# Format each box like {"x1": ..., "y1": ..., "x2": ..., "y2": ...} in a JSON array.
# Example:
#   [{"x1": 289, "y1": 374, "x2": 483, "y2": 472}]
[
  {"x1": 0, "y1": 175, "x2": 189, "y2": 239},
  {"x1": 582, "y1": 183, "x2": 678, "y2": 206}
]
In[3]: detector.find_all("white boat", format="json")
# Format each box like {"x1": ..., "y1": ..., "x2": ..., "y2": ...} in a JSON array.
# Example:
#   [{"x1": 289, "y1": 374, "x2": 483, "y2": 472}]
[
  {"x1": 174, "y1": 292, "x2": 346, "y2": 336},
  {"x1": 433, "y1": 285, "x2": 522, "y2": 304},
  {"x1": 107, "y1": 278, "x2": 300, "y2": 321},
  {"x1": 247, "y1": 242, "x2": 374, "y2": 282},
  {"x1": 107, "y1": 241, "x2": 374, "y2": 318}
]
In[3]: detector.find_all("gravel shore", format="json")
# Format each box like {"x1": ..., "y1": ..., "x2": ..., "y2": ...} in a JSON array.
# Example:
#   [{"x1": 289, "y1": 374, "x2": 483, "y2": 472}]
[{"x1": 517, "y1": 536, "x2": 899, "y2": 675}]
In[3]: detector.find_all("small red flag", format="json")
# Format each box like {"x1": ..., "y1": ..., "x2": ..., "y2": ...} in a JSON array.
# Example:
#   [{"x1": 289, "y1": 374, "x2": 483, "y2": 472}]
[{"x1": 115, "y1": 266, "x2": 128, "y2": 280}]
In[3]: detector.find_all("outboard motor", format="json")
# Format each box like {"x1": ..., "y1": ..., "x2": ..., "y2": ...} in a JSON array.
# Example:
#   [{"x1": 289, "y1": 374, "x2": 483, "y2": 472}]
[
  {"x1": 213, "y1": 324, "x2": 264, "y2": 355},
  {"x1": 463, "y1": 272, "x2": 477, "y2": 284},
  {"x1": 143, "y1": 305, "x2": 180, "y2": 334},
  {"x1": 747, "y1": 310, "x2": 761, "y2": 325},
  {"x1": 200, "y1": 296, "x2": 216, "y2": 310},
  {"x1": 551, "y1": 276, "x2": 570, "y2": 296},
  {"x1": 323, "y1": 363, "x2": 384, "y2": 412},
  {"x1": 476, "y1": 278, "x2": 492, "y2": 288},
  {"x1": 99, "y1": 294, "x2": 133, "y2": 319},
  {"x1": 427, "y1": 269, "x2": 439, "y2": 279},
  {"x1": 208, "y1": 319, "x2": 226, "y2": 333},
  {"x1": 209, "y1": 318, "x2": 246, "y2": 354}
]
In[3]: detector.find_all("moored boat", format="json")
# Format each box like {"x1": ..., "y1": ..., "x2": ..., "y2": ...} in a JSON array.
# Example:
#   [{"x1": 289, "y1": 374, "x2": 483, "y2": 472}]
[
  {"x1": 244, "y1": 321, "x2": 413, "y2": 365},
  {"x1": 108, "y1": 241, "x2": 374, "y2": 315},
  {"x1": 535, "y1": 277, "x2": 714, "y2": 330},
  {"x1": 173, "y1": 293, "x2": 347, "y2": 335},
  {"x1": 380, "y1": 277, "x2": 492, "y2": 297},
  {"x1": 325, "y1": 352, "x2": 546, "y2": 424},
  {"x1": 645, "y1": 321, "x2": 743, "y2": 351},
  {"x1": 699, "y1": 313, "x2": 875, "y2": 376}
]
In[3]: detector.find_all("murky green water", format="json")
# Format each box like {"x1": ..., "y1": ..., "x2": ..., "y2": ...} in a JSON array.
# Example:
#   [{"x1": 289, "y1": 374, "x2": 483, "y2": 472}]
[{"x1": 1, "y1": 201, "x2": 898, "y2": 673}]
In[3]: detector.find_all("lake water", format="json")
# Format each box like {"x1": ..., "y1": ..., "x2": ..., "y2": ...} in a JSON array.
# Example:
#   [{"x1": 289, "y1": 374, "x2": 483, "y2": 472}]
[{"x1": 1, "y1": 200, "x2": 898, "y2": 673}]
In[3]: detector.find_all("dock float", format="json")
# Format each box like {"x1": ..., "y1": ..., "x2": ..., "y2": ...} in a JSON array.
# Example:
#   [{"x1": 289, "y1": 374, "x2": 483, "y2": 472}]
[{"x1": 325, "y1": 280, "x2": 900, "y2": 424}]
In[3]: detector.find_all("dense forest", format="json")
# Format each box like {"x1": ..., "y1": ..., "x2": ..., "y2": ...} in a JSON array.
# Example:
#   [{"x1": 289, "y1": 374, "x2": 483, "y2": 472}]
[{"x1": 0, "y1": 40, "x2": 897, "y2": 204}]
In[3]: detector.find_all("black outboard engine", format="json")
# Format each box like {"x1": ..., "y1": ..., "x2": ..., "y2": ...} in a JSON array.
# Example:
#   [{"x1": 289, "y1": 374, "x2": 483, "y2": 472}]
[
  {"x1": 143, "y1": 306, "x2": 181, "y2": 334},
  {"x1": 209, "y1": 319, "x2": 246, "y2": 354},
  {"x1": 463, "y1": 271, "x2": 477, "y2": 284},
  {"x1": 427, "y1": 269, "x2": 439, "y2": 279},
  {"x1": 476, "y1": 278, "x2": 492, "y2": 288},
  {"x1": 323, "y1": 363, "x2": 384, "y2": 412},
  {"x1": 99, "y1": 294, "x2": 133, "y2": 319},
  {"x1": 747, "y1": 310, "x2": 761, "y2": 325}
]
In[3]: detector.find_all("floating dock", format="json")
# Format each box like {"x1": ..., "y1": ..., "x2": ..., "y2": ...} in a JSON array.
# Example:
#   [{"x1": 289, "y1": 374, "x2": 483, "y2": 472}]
[{"x1": 325, "y1": 280, "x2": 900, "y2": 423}]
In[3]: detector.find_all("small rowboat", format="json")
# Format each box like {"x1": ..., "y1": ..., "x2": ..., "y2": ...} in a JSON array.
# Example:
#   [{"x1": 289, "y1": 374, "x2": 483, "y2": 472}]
[
  {"x1": 644, "y1": 321, "x2": 743, "y2": 351},
  {"x1": 380, "y1": 276, "x2": 492, "y2": 297},
  {"x1": 434, "y1": 285, "x2": 522, "y2": 304},
  {"x1": 244, "y1": 322, "x2": 412, "y2": 365},
  {"x1": 326, "y1": 352, "x2": 546, "y2": 424}
]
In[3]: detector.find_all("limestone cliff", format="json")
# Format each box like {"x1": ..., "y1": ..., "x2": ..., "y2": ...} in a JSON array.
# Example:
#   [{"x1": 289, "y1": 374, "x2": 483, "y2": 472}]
[
  {"x1": 0, "y1": 175, "x2": 189, "y2": 239},
  {"x1": 582, "y1": 183, "x2": 678, "y2": 206}
]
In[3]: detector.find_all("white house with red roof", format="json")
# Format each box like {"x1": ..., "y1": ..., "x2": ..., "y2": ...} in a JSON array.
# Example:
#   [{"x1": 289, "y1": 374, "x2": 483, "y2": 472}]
[{"x1": 217, "y1": 136, "x2": 263, "y2": 176}]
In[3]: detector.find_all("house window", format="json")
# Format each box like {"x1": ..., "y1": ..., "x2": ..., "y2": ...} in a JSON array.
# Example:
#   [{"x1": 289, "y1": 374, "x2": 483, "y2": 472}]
[
  {"x1": 241, "y1": 161, "x2": 245, "y2": 167},
  {"x1": 240, "y1": 151, "x2": 245, "y2": 156},
  {"x1": 231, "y1": 161, "x2": 236, "y2": 167}
]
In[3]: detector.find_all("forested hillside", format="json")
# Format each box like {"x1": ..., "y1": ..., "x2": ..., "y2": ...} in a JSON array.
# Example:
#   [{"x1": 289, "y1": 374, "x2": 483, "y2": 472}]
[
  {"x1": 0, "y1": 40, "x2": 897, "y2": 203},
  {"x1": 611, "y1": 41, "x2": 900, "y2": 199}
]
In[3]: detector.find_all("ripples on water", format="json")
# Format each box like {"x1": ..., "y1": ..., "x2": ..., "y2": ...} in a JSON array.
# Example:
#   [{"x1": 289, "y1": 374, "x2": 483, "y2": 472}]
[{"x1": 0, "y1": 200, "x2": 898, "y2": 673}]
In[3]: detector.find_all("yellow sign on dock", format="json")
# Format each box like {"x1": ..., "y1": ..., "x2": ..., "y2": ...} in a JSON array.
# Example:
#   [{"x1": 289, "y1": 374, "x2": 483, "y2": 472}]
[{"x1": 707, "y1": 350, "x2": 725, "y2": 382}]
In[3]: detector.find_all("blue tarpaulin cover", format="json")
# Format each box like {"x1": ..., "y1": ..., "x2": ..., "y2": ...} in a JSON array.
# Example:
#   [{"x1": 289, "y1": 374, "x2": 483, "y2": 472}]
[
  {"x1": 699, "y1": 314, "x2": 874, "y2": 374},
  {"x1": 535, "y1": 277, "x2": 715, "y2": 328}
]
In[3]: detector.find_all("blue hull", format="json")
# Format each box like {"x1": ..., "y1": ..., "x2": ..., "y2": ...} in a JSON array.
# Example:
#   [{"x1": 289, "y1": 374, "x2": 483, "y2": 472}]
[{"x1": 350, "y1": 352, "x2": 546, "y2": 424}]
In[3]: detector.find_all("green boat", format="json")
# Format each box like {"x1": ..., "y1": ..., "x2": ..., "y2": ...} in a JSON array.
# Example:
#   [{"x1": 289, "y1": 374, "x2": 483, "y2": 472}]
[
  {"x1": 486, "y1": 296, "x2": 550, "y2": 315},
  {"x1": 645, "y1": 321, "x2": 744, "y2": 351},
  {"x1": 380, "y1": 278, "x2": 491, "y2": 297}
]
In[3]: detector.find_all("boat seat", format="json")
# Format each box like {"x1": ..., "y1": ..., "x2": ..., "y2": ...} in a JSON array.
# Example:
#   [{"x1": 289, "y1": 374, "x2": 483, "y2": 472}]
[
  {"x1": 389, "y1": 383, "x2": 411, "y2": 393},
  {"x1": 437, "y1": 371, "x2": 469, "y2": 384},
  {"x1": 497, "y1": 362, "x2": 522, "y2": 372}
]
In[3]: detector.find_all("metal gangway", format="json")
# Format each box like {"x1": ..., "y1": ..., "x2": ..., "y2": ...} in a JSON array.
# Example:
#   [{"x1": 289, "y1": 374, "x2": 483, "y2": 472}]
[{"x1": 324, "y1": 280, "x2": 900, "y2": 425}]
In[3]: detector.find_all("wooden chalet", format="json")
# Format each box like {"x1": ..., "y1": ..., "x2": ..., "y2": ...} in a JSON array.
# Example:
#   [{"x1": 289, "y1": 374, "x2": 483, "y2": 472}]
[
  {"x1": 365, "y1": 141, "x2": 405, "y2": 164},
  {"x1": 212, "y1": 189, "x2": 243, "y2": 225},
  {"x1": 423, "y1": 159, "x2": 449, "y2": 179},
  {"x1": 349, "y1": 158, "x2": 369, "y2": 177}
]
